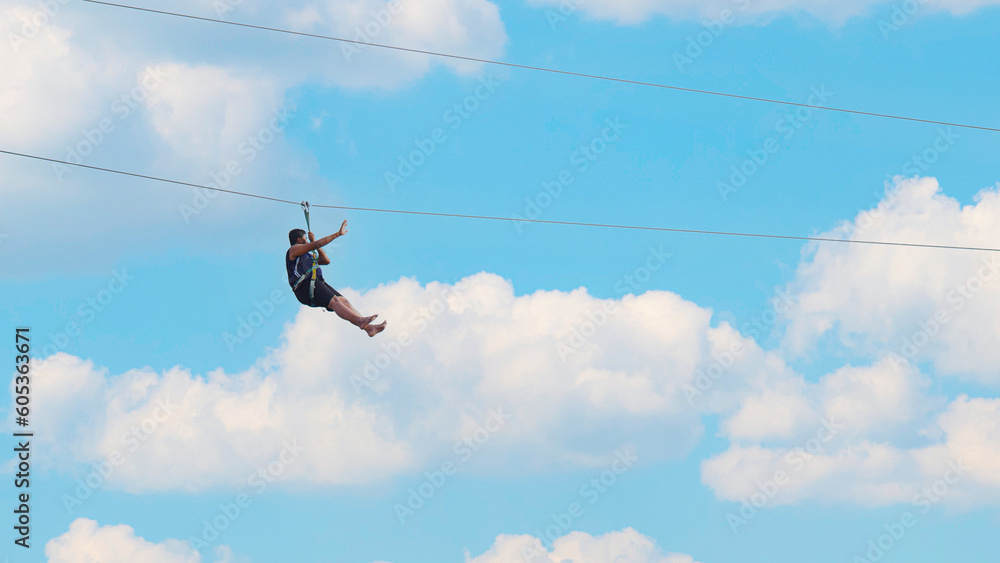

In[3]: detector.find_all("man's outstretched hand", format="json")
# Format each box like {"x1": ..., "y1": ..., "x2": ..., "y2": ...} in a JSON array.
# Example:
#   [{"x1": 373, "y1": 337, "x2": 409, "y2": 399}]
[{"x1": 338, "y1": 220, "x2": 348, "y2": 237}]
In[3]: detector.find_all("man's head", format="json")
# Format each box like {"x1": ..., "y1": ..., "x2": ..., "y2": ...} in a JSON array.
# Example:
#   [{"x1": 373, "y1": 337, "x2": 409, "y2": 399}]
[{"x1": 288, "y1": 228, "x2": 306, "y2": 246}]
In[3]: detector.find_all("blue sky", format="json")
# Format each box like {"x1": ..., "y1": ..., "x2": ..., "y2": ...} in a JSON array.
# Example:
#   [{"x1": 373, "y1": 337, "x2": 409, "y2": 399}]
[{"x1": 2, "y1": 0, "x2": 1000, "y2": 561}]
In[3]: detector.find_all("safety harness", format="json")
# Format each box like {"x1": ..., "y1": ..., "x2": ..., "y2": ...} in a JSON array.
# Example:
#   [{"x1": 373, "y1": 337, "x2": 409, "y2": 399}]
[{"x1": 292, "y1": 201, "x2": 320, "y2": 306}]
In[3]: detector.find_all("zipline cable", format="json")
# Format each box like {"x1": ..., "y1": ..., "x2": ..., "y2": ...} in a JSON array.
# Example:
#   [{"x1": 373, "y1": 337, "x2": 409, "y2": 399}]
[
  {"x1": 79, "y1": 0, "x2": 1000, "y2": 134},
  {"x1": 3, "y1": 148, "x2": 997, "y2": 253}
]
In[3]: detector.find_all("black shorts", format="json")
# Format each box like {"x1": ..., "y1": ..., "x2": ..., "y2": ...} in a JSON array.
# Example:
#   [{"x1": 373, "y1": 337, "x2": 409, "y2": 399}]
[{"x1": 293, "y1": 279, "x2": 342, "y2": 307}]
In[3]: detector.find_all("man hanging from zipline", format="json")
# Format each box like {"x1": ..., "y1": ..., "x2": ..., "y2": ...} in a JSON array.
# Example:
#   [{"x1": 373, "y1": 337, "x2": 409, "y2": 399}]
[{"x1": 286, "y1": 203, "x2": 387, "y2": 337}]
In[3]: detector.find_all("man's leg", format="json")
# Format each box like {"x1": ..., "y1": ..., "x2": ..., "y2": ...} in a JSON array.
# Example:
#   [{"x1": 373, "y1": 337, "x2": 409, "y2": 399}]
[
  {"x1": 326, "y1": 296, "x2": 375, "y2": 328},
  {"x1": 335, "y1": 296, "x2": 365, "y2": 318}
]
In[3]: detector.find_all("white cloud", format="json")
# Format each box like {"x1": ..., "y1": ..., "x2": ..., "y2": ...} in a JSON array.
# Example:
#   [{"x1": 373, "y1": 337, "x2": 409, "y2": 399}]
[
  {"x1": 720, "y1": 358, "x2": 937, "y2": 444},
  {"x1": 526, "y1": 0, "x2": 1000, "y2": 25},
  {"x1": 817, "y1": 359, "x2": 937, "y2": 436},
  {"x1": 28, "y1": 273, "x2": 772, "y2": 491},
  {"x1": 0, "y1": 3, "x2": 295, "y2": 171},
  {"x1": 280, "y1": 0, "x2": 507, "y2": 88},
  {"x1": 702, "y1": 359, "x2": 1000, "y2": 508},
  {"x1": 10, "y1": 165, "x2": 999, "y2": 511},
  {"x1": 28, "y1": 244, "x2": 995, "y2": 507},
  {"x1": 920, "y1": 395, "x2": 1000, "y2": 491},
  {"x1": 159, "y1": 0, "x2": 508, "y2": 90},
  {"x1": 47, "y1": 521, "x2": 693, "y2": 563},
  {"x1": 697, "y1": 176, "x2": 1000, "y2": 509},
  {"x1": 466, "y1": 528, "x2": 699, "y2": 563},
  {"x1": 0, "y1": 8, "x2": 309, "y2": 273},
  {"x1": 143, "y1": 64, "x2": 283, "y2": 168},
  {"x1": 0, "y1": 4, "x2": 131, "y2": 150},
  {"x1": 0, "y1": 0, "x2": 509, "y2": 277},
  {"x1": 721, "y1": 387, "x2": 813, "y2": 441},
  {"x1": 29, "y1": 352, "x2": 413, "y2": 492},
  {"x1": 45, "y1": 518, "x2": 236, "y2": 563},
  {"x1": 781, "y1": 177, "x2": 1000, "y2": 381}
]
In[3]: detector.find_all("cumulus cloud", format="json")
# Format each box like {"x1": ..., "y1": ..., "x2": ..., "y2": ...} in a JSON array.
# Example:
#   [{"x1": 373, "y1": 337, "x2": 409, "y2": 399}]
[
  {"x1": 526, "y1": 0, "x2": 1000, "y2": 25},
  {"x1": 281, "y1": 0, "x2": 507, "y2": 88},
  {"x1": 702, "y1": 358, "x2": 1000, "y2": 508},
  {"x1": 0, "y1": 4, "x2": 132, "y2": 150},
  {"x1": 704, "y1": 399, "x2": 1000, "y2": 509},
  {"x1": 142, "y1": 64, "x2": 283, "y2": 168},
  {"x1": 0, "y1": 0, "x2": 304, "y2": 275},
  {"x1": 466, "y1": 528, "x2": 699, "y2": 563},
  {"x1": 720, "y1": 358, "x2": 937, "y2": 444},
  {"x1": 12, "y1": 171, "x2": 1000, "y2": 510},
  {"x1": 1, "y1": 4, "x2": 281, "y2": 164},
  {"x1": 781, "y1": 176, "x2": 1000, "y2": 381},
  {"x1": 45, "y1": 518, "x2": 237, "y2": 563},
  {"x1": 688, "y1": 177, "x2": 1000, "y2": 509},
  {"x1": 26, "y1": 273, "x2": 773, "y2": 491},
  {"x1": 29, "y1": 352, "x2": 412, "y2": 492},
  {"x1": 0, "y1": 0, "x2": 506, "y2": 161},
  {"x1": 46, "y1": 521, "x2": 694, "y2": 563},
  {"x1": 0, "y1": 0, "x2": 509, "y2": 276}
]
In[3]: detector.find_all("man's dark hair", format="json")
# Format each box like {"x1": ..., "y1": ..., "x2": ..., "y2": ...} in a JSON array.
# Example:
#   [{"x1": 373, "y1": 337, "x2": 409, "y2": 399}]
[{"x1": 288, "y1": 229, "x2": 306, "y2": 246}]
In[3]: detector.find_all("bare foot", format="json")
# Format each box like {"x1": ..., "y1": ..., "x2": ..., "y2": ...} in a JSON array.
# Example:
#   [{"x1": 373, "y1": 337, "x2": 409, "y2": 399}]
[
  {"x1": 358, "y1": 314, "x2": 378, "y2": 330},
  {"x1": 366, "y1": 320, "x2": 387, "y2": 338}
]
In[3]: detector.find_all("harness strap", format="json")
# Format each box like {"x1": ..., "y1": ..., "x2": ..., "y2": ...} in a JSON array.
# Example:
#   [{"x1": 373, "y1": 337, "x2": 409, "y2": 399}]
[{"x1": 292, "y1": 270, "x2": 310, "y2": 292}]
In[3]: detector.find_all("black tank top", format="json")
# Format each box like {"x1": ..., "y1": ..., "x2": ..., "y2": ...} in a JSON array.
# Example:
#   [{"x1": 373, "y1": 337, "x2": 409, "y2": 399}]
[{"x1": 285, "y1": 248, "x2": 322, "y2": 287}]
